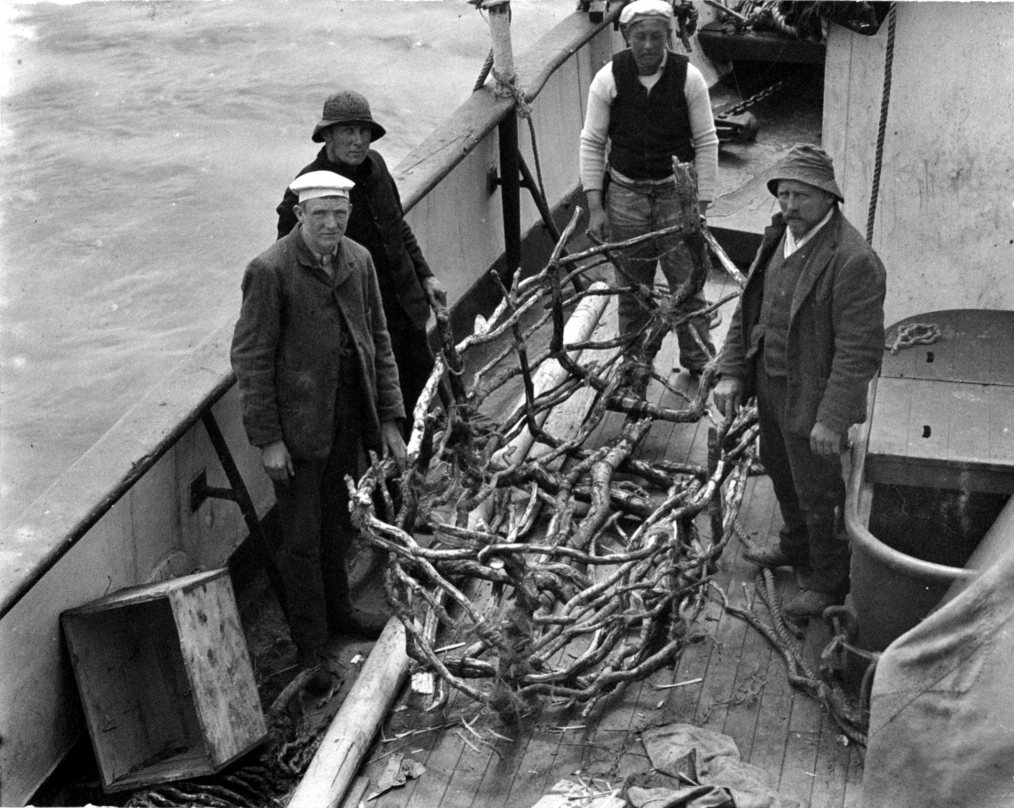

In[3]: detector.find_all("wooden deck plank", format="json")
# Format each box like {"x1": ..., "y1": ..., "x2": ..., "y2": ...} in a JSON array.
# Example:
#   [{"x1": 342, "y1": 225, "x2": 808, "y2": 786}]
[
  {"x1": 904, "y1": 379, "x2": 952, "y2": 460},
  {"x1": 579, "y1": 727, "x2": 634, "y2": 783},
  {"x1": 778, "y1": 726, "x2": 821, "y2": 807},
  {"x1": 500, "y1": 717, "x2": 571, "y2": 807},
  {"x1": 809, "y1": 715, "x2": 851, "y2": 808},
  {"x1": 390, "y1": 715, "x2": 463, "y2": 808},
  {"x1": 843, "y1": 745, "x2": 865, "y2": 808},
  {"x1": 438, "y1": 735, "x2": 497, "y2": 808},
  {"x1": 735, "y1": 475, "x2": 796, "y2": 784},
  {"x1": 720, "y1": 478, "x2": 778, "y2": 763},
  {"x1": 693, "y1": 529, "x2": 751, "y2": 733},
  {"x1": 866, "y1": 378, "x2": 913, "y2": 460},
  {"x1": 948, "y1": 383, "x2": 992, "y2": 464},
  {"x1": 464, "y1": 720, "x2": 533, "y2": 808},
  {"x1": 663, "y1": 607, "x2": 716, "y2": 727},
  {"x1": 544, "y1": 722, "x2": 602, "y2": 798},
  {"x1": 368, "y1": 691, "x2": 467, "y2": 808}
]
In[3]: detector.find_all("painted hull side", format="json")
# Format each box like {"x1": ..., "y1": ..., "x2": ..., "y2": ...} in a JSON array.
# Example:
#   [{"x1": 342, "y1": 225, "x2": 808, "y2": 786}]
[
  {"x1": 0, "y1": 391, "x2": 268, "y2": 802},
  {"x1": 824, "y1": 2, "x2": 1014, "y2": 323}
]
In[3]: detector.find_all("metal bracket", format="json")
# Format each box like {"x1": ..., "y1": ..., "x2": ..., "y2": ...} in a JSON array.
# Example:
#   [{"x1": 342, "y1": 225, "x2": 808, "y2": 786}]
[
  {"x1": 198, "y1": 410, "x2": 289, "y2": 620},
  {"x1": 189, "y1": 468, "x2": 239, "y2": 513}
]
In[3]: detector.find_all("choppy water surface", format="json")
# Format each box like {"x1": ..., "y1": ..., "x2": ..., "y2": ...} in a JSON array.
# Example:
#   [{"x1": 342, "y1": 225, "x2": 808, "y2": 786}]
[{"x1": 0, "y1": 0, "x2": 571, "y2": 525}]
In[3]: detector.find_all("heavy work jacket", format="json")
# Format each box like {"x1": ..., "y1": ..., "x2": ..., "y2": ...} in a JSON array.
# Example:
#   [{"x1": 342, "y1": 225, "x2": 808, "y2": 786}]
[
  {"x1": 276, "y1": 149, "x2": 434, "y2": 331},
  {"x1": 231, "y1": 228, "x2": 405, "y2": 459},
  {"x1": 717, "y1": 209, "x2": 886, "y2": 436}
]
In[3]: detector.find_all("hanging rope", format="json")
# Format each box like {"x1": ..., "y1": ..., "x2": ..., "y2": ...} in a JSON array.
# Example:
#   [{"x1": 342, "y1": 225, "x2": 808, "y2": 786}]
[
  {"x1": 473, "y1": 48, "x2": 495, "y2": 92},
  {"x1": 866, "y1": 3, "x2": 897, "y2": 245}
]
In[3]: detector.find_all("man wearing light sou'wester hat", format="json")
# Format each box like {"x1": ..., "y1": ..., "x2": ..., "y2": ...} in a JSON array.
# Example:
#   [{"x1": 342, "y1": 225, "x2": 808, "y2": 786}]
[
  {"x1": 714, "y1": 144, "x2": 887, "y2": 618},
  {"x1": 232, "y1": 170, "x2": 407, "y2": 688},
  {"x1": 579, "y1": 0, "x2": 719, "y2": 380}
]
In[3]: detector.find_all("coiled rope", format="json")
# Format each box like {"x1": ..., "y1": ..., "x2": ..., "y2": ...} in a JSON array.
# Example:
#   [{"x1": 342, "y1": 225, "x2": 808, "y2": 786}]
[{"x1": 885, "y1": 321, "x2": 941, "y2": 354}]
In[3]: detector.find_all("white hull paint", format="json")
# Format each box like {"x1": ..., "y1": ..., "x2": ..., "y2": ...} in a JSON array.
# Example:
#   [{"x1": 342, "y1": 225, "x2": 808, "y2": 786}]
[{"x1": 824, "y1": 2, "x2": 1014, "y2": 322}]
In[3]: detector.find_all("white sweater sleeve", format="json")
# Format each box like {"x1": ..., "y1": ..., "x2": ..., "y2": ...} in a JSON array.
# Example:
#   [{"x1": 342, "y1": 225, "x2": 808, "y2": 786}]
[
  {"x1": 684, "y1": 63, "x2": 719, "y2": 202},
  {"x1": 579, "y1": 62, "x2": 615, "y2": 193}
]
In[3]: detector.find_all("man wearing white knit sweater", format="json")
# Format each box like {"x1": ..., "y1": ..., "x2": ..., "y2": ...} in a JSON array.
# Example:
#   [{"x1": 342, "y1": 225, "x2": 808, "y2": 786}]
[{"x1": 580, "y1": 0, "x2": 719, "y2": 376}]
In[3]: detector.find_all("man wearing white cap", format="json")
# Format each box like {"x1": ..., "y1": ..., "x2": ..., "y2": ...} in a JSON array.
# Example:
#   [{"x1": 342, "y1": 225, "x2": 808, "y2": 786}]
[
  {"x1": 232, "y1": 170, "x2": 406, "y2": 685},
  {"x1": 580, "y1": 0, "x2": 719, "y2": 379}
]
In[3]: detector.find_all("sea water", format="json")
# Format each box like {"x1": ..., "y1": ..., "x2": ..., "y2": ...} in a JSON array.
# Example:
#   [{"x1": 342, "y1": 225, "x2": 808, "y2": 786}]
[{"x1": 0, "y1": 0, "x2": 573, "y2": 526}]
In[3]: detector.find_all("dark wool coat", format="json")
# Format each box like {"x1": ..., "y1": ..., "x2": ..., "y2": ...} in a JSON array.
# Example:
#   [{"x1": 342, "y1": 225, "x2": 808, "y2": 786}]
[
  {"x1": 717, "y1": 208, "x2": 886, "y2": 436},
  {"x1": 231, "y1": 228, "x2": 405, "y2": 459},
  {"x1": 276, "y1": 149, "x2": 433, "y2": 331}
]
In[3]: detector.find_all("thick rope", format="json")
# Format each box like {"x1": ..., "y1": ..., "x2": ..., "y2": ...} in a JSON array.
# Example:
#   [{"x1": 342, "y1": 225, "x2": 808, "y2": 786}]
[
  {"x1": 473, "y1": 48, "x2": 495, "y2": 92},
  {"x1": 526, "y1": 116, "x2": 549, "y2": 216},
  {"x1": 866, "y1": 3, "x2": 897, "y2": 245}
]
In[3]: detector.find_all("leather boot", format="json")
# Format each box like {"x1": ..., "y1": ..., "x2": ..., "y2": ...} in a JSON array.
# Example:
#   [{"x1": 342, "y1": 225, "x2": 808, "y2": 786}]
[
  {"x1": 784, "y1": 588, "x2": 841, "y2": 619},
  {"x1": 743, "y1": 544, "x2": 795, "y2": 568},
  {"x1": 326, "y1": 559, "x2": 391, "y2": 640},
  {"x1": 296, "y1": 645, "x2": 333, "y2": 694},
  {"x1": 343, "y1": 606, "x2": 390, "y2": 640}
]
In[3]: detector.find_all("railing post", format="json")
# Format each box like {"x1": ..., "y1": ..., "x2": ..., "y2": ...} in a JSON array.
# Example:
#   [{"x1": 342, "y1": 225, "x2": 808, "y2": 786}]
[
  {"x1": 485, "y1": 0, "x2": 522, "y2": 279},
  {"x1": 498, "y1": 115, "x2": 522, "y2": 279}
]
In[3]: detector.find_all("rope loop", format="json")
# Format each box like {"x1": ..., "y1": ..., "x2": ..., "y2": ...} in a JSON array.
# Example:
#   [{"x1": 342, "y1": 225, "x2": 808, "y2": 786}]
[{"x1": 886, "y1": 321, "x2": 941, "y2": 354}]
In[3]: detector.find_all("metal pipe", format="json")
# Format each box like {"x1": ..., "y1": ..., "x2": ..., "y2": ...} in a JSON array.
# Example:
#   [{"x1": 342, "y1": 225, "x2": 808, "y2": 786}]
[
  {"x1": 201, "y1": 411, "x2": 289, "y2": 620},
  {"x1": 517, "y1": 150, "x2": 586, "y2": 293},
  {"x1": 498, "y1": 114, "x2": 522, "y2": 279}
]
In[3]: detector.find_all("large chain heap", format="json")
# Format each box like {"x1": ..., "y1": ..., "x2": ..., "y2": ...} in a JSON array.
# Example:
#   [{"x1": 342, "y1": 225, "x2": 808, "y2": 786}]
[{"x1": 346, "y1": 168, "x2": 760, "y2": 719}]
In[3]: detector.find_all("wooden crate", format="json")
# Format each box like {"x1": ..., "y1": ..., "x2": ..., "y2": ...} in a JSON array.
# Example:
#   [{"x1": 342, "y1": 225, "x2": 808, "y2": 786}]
[{"x1": 61, "y1": 569, "x2": 267, "y2": 792}]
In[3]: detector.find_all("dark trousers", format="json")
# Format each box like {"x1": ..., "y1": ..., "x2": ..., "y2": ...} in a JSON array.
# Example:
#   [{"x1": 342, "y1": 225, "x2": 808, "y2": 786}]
[
  {"x1": 273, "y1": 381, "x2": 363, "y2": 650},
  {"x1": 387, "y1": 304, "x2": 437, "y2": 435},
  {"x1": 756, "y1": 368, "x2": 850, "y2": 594}
]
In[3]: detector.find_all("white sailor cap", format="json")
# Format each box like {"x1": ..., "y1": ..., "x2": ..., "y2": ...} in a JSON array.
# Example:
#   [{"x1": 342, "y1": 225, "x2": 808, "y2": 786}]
[
  {"x1": 289, "y1": 170, "x2": 355, "y2": 203},
  {"x1": 619, "y1": 0, "x2": 673, "y2": 27}
]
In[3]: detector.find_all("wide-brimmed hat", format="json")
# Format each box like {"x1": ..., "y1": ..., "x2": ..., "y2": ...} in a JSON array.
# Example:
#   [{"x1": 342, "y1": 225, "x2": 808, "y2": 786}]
[
  {"x1": 311, "y1": 90, "x2": 387, "y2": 143},
  {"x1": 766, "y1": 144, "x2": 844, "y2": 202}
]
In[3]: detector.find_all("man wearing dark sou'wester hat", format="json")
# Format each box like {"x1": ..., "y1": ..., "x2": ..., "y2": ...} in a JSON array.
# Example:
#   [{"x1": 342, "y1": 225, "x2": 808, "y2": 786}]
[
  {"x1": 276, "y1": 90, "x2": 446, "y2": 427},
  {"x1": 713, "y1": 144, "x2": 887, "y2": 618}
]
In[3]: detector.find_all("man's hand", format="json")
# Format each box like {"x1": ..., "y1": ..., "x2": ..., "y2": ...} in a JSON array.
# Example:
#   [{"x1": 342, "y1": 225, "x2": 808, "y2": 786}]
[
  {"x1": 712, "y1": 377, "x2": 742, "y2": 420},
  {"x1": 587, "y1": 207, "x2": 610, "y2": 243},
  {"x1": 381, "y1": 420, "x2": 407, "y2": 471},
  {"x1": 262, "y1": 440, "x2": 294, "y2": 483},
  {"x1": 422, "y1": 276, "x2": 447, "y2": 310},
  {"x1": 810, "y1": 422, "x2": 844, "y2": 457},
  {"x1": 585, "y1": 190, "x2": 609, "y2": 243}
]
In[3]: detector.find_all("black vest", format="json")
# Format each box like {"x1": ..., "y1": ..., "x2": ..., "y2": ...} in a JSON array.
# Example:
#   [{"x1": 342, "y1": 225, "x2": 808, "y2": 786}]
[{"x1": 608, "y1": 49, "x2": 695, "y2": 180}]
